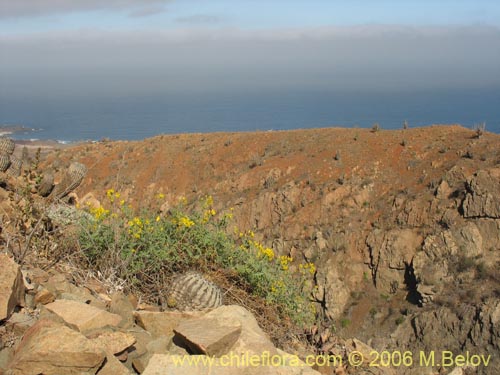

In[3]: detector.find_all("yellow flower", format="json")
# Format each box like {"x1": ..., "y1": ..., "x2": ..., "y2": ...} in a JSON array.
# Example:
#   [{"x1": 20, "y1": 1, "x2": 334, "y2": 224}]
[
  {"x1": 203, "y1": 195, "x2": 214, "y2": 208},
  {"x1": 156, "y1": 216, "x2": 161, "y2": 222},
  {"x1": 253, "y1": 241, "x2": 275, "y2": 261},
  {"x1": 156, "y1": 193, "x2": 165, "y2": 200},
  {"x1": 280, "y1": 255, "x2": 293, "y2": 271},
  {"x1": 178, "y1": 216, "x2": 195, "y2": 228},
  {"x1": 90, "y1": 206, "x2": 110, "y2": 221},
  {"x1": 271, "y1": 279, "x2": 285, "y2": 294},
  {"x1": 300, "y1": 262, "x2": 316, "y2": 275}
]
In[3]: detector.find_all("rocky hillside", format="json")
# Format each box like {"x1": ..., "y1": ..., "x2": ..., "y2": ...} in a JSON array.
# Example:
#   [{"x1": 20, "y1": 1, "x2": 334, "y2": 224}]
[{"x1": 1, "y1": 125, "x2": 499, "y2": 374}]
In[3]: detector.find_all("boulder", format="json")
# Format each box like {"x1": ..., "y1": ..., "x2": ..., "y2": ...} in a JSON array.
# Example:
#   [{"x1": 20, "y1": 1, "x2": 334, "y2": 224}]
[
  {"x1": 4, "y1": 312, "x2": 36, "y2": 336},
  {"x1": 0, "y1": 254, "x2": 25, "y2": 321},
  {"x1": 109, "y1": 292, "x2": 135, "y2": 328},
  {"x1": 88, "y1": 331, "x2": 136, "y2": 355},
  {"x1": 174, "y1": 317, "x2": 242, "y2": 356},
  {"x1": 131, "y1": 336, "x2": 171, "y2": 374},
  {"x1": 134, "y1": 311, "x2": 200, "y2": 338},
  {"x1": 199, "y1": 305, "x2": 278, "y2": 356},
  {"x1": 6, "y1": 319, "x2": 105, "y2": 375},
  {"x1": 44, "y1": 299, "x2": 122, "y2": 332},
  {"x1": 96, "y1": 354, "x2": 132, "y2": 375}
]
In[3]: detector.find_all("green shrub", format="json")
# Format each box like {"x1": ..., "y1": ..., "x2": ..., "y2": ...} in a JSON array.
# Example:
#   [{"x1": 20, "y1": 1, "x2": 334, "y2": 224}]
[{"x1": 78, "y1": 191, "x2": 316, "y2": 327}]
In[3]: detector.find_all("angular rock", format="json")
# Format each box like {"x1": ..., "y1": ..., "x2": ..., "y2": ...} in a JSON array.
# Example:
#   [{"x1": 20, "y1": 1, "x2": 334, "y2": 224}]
[
  {"x1": 4, "y1": 312, "x2": 36, "y2": 336},
  {"x1": 44, "y1": 299, "x2": 122, "y2": 332},
  {"x1": 6, "y1": 319, "x2": 105, "y2": 375},
  {"x1": 96, "y1": 354, "x2": 132, "y2": 375},
  {"x1": 24, "y1": 268, "x2": 50, "y2": 285},
  {"x1": 109, "y1": 292, "x2": 135, "y2": 328},
  {"x1": 196, "y1": 305, "x2": 278, "y2": 356},
  {"x1": 88, "y1": 331, "x2": 136, "y2": 355},
  {"x1": 134, "y1": 311, "x2": 200, "y2": 338},
  {"x1": 131, "y1": 336, "x2": 170, "y2": 374},
  {"x1": 0, "y1": 254, "x2": 25, "y2": 321},
  {"x1": 0, "y1": 347, "x2": 14, "y2": 372},
  {"x1": 34, "y1": 288, "x2": 56, "y2": 305},
  {"x1": 462, "y1": 168, "x2": 500, "y2": 218},
  {"x1": 174, "y1": 317, "x2": 242, "y2": 356},
  {"x1": 125, "y1": 327, "x2": 153, "y2": 368}
]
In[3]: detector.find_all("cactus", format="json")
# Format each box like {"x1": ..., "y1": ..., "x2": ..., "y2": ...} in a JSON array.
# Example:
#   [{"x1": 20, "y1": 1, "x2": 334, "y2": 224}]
[
  {"x1": 0, "y1": 153, "x2": 10, "y2": 172},
  {"x1": 0, "y1": 137, "x2": 15, "y2": 155},
  {"x1": 37, "y1": 170, "x2": 55, "y2": 197},
  {"x1": 164, "y1": 271, "x2": 223, "y2": 311},
  {"x1": 6, "y1": 156, "x2": 22, "y2": 177},
  {"x1": 51, "y1": 161, "x2": 87, "y2": 199}
]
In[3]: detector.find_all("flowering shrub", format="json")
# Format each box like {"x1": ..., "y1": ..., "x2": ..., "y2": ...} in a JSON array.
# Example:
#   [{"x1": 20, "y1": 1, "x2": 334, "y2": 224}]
[{"x1": 78, "y1": 191, "x2": 315, "y2": 326}]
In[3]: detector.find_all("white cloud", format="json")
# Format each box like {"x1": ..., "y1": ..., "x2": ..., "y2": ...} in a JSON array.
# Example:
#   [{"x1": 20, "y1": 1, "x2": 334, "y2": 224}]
[
  {"x1": 0, "y1": 0, "x2": 172, "y2": 19},
  {"x1": 1, "y1": 25, "x2": 499, "y2": 96},
  {"x1": 175, "y1": 14, "x2": 224, "y2": 25}
]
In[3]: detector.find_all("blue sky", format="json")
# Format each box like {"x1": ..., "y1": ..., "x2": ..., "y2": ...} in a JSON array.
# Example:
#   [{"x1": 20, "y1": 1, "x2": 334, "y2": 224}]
[
  {"x1": 1, "y1": 0, "x2": 500, "y2": 96},
  {"x1": 1, "y1": 0, "x2": 499, "y2": 33}
]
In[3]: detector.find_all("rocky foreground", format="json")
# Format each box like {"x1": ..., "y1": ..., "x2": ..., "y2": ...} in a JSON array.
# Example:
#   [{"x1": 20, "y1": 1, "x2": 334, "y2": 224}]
[{"x1": 1, "y1": 253, "x2": 394, "y2": 375}]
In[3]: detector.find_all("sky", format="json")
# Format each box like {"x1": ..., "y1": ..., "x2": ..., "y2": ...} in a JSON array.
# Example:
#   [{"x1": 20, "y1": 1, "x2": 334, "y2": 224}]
[{"x1": 1, "y1": 0, "x2": 500, "y2": 97}]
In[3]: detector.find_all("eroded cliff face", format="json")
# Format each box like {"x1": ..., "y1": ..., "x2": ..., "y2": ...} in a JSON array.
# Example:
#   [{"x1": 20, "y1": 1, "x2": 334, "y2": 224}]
[{"x1": 48, "y1": 125, "x2": 500, "y2": 374}]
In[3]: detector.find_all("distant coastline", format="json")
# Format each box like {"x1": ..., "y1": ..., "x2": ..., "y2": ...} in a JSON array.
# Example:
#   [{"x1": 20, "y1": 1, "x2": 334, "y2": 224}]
[
  {"x1": 2, "y1": 89, "x2": 499, "y2": 142},
  {"x1": 0, "y1": 124, "x2": 36, "y2": 137}
]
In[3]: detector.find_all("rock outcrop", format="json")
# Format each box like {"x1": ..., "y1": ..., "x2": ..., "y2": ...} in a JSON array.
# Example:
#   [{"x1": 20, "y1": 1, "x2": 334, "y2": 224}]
[{"x1": 462, "y1": 168, "x2": 500, "y2": 218}]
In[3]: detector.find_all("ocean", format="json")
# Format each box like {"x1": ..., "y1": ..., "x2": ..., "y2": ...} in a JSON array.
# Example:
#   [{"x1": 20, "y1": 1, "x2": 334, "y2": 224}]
[{"x1": 1, "y1": 89, "x2": 499, "y2": 142}]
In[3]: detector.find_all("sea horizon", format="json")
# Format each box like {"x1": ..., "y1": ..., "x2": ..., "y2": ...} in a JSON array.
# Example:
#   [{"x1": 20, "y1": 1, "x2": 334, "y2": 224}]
[{"x1": 1, "y1": 88, "x2": 499, "y2": 142}]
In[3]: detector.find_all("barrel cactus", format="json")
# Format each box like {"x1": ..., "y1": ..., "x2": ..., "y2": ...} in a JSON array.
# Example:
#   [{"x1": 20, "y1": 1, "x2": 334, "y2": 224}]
[{"x1": 164, "y1": 271, "x2": 223, "y2": 311}]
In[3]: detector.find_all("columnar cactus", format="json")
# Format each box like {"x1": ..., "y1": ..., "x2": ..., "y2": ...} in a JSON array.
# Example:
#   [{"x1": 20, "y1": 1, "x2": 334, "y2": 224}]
[
  {"x1": 6, "y1": 156, "x2": 22, "y2": 177},
  {"x1": 51, "y1": 161, "x2": 87, "y2": 199},
  {"x1": 0, "y1": 153, "x2": 10, "y2": 172}
]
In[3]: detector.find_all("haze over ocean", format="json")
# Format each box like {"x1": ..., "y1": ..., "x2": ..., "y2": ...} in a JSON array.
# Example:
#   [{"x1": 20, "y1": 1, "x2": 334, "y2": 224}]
[
  {"x1": 1, "y1": 89, "x2": 499, "y2": 142},
  {"x1": 1, "y1": 1, "x2": 500, "y2": 141}
]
